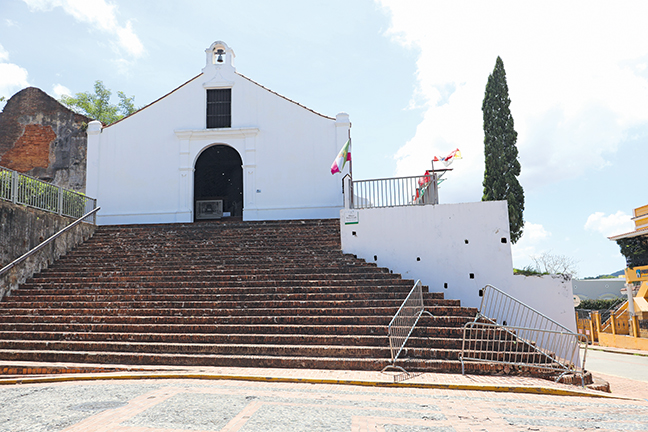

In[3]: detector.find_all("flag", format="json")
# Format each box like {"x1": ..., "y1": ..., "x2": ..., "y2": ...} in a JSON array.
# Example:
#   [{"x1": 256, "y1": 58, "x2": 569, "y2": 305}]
[
  {"x1": 418, "y1": 170, "x2": 432, "y2": 187},
  {"x1": 330, "y1": 139, "x2": 351, "y2": 174},
  {"x1": 433, "y1": 148, "x2": 462, "y2": 167}
]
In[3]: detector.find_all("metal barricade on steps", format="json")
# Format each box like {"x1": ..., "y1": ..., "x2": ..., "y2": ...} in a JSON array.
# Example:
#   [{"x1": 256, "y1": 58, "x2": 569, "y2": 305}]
[
  {"x1": 461, "y1": 284, "x2": 588, "y2": 385},
  {"x1": 382, "y1": 280, "x2": 433, "y2": 374}
]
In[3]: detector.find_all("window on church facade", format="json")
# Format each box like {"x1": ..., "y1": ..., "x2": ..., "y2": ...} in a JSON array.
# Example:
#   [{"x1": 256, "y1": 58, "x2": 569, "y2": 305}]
[{"x1": 206, "y1": 89, "x2": 231, "y2": 128}]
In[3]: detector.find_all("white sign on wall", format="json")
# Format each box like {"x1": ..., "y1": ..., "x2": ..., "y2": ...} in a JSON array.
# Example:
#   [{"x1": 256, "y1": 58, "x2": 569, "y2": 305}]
[{"x1": 344, "y1": 210, "x2": 359, "y2": 225}]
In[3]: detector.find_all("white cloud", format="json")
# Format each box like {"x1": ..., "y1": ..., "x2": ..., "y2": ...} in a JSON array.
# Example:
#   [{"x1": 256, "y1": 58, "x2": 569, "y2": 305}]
[
  {"x1": 0, "y1": 44, "x2": 8, "y2": 62},
  {"x1": 585, "y1": 211, "x2": 634, "y2": 237},
  {"x1": 22, "y1": 0, "x2": 144, "y2": 58},
  {"x1": 52, "y1": 83, "x2": 71, "y2": 99},
  {"x1": 379, "y1": 0, "x2": 648, "y2": 201},
  {"x1": 511, "y1": 221, "x2": 551, "y2": 265},
  {"x1": 523, "y1": 222, "x2": 551, "y2": 242},
  {"x1": 0, "y1": 43, "x2": 30, "y2": 100}
]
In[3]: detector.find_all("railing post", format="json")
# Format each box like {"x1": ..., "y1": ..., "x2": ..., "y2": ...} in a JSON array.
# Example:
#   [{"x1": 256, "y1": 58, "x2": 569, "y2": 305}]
[
  {"x1": 342, "y1": 174, "x2": 353, "y2": 209},
  {"x1": 631, "y1": 315, "x2": 640, "y2": 338},
  {"x1": 431, "y1": 172, "x2": 439, "y2": 205},
  {"x1": 588, "y1": 312, "x2": 597, "y2": 342},
  {"x1": 11, "y1": 170, "x2": 18, "y2": 204},
  {"x1": 57, "y1": 186, "x2": 63, "y2": 215},
  {"x1": 592, "y1": 310, "x2": 601, "y2": 335},
  {"x1": 610, "y1": 314, "x2": 617, "y2": 335}
]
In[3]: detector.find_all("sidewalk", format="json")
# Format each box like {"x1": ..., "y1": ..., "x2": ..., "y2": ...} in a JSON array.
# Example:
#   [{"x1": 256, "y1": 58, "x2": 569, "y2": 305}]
[
  {"x1": 3, "y1": 373, "x2": 646, "y2": 432},
  {"x1": 587, "y1": 343, "x2": 648, "y2": 357},
  {"x1": 0, "y1": 361, "x2": 621, "y2": 399}
]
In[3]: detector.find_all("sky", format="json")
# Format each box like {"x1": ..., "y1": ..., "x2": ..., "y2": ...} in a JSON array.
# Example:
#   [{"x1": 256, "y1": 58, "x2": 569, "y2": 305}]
[{"x1": 1, "y1": 0, "x2": 647, "y2": 278}]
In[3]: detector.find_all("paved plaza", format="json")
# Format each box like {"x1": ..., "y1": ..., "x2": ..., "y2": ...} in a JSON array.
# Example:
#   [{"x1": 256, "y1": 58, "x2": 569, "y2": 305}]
[{"x1": 1, "y1": 364, "x2": 648, "y2": 432}]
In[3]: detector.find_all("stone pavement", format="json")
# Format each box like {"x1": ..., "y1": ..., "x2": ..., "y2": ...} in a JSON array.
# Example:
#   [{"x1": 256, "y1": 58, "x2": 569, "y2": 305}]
[{"x1": 1, "y1": 364, "x2": 648, "y2": 431}]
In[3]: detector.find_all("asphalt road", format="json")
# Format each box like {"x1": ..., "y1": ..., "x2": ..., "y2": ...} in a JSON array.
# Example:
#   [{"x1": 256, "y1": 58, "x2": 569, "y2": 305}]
[{"x1": 585, "y1": 348, "x2": 648, "y2": 382}]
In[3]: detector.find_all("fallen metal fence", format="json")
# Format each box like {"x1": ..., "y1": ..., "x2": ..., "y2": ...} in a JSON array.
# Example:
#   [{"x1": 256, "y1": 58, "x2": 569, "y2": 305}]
[
  {"x1": 461, "y1": 322, "x2": 586, "y2": 377},
  {"x1": 0, "y1": 166, "x2": 96, "y2": 223},
  {"x1": 383, "y1": 280, "x2": 433, "y2": 373},
  {"x1": 461, "y1": 284, "x2": 587, "y2": 384},
  {"x1": 477, "y1": 284, "x2": 579, "y2": 337}
]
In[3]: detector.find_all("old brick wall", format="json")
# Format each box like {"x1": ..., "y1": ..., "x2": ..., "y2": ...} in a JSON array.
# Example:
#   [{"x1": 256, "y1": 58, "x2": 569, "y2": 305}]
[
  {"x1": 0, "y1": 87, "x2": 92, "y2": 192},
  {"x1": 0, "y1": 200, "x2": 96, "y2": 299}
]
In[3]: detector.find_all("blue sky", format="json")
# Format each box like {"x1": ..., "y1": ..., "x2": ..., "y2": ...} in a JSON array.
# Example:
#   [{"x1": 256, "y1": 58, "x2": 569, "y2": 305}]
[{"x1": 1, "y1": 0, "x2": 647, "y2": 277}]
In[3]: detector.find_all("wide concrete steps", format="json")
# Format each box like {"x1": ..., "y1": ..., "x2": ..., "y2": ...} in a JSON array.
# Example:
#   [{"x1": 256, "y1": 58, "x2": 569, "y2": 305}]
[
  {"x1": 18, "y1": 279, "x2": 415, "y2": 290},
  {"x1": 0, "y1": 323, "x2": 467, "y2": 338},
  {"x1": 0, "y1": 313, "x2": 475, "y2": 327},
  {"x1": 0, "y1": 348, "x2": 549, "y2": 375},
  {"x1": 0, "y1": 218, "x2": 529, "y2": 375},
  {"x1": 0, "y1": 303, "x2": 473, "y2": 317},
  {"x1": 0, "y1": 340, "x2": 546, "y2": 362},
  {"x1": 6, "y1": 292, "x2": 457, "y2": 305}
]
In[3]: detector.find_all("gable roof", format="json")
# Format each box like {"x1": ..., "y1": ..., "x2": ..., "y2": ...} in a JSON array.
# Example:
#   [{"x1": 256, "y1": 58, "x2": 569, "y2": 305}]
[
  {"x1": 236, "y1": 73, "x2": 334, "y2": 120},
  {"x1": 106, "y1": 71, "x2": 335, "y2": 128}
]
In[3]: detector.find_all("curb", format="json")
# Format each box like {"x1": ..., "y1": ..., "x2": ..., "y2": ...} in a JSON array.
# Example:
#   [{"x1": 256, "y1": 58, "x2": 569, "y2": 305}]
[
  {"x1": 587, "y1": 345, "x2": 648, "y2": 357},
  {"x1": 0, "y1": 371, "x2": 628, "y2": 400}
]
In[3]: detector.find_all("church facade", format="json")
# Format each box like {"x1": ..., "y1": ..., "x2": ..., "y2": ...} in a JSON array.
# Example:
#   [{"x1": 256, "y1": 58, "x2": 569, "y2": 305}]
[{"x1": 86, "y1": 41, "x2": 350, "y2": 225}]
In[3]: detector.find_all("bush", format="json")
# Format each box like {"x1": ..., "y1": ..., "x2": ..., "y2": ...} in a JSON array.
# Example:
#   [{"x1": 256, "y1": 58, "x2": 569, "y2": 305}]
[
  {"x1": 513, "y1": 265, "x2": 548, "y2": 276},
  {"x1": 577, "y1": 298, "x2": 624, "y2": 311}
]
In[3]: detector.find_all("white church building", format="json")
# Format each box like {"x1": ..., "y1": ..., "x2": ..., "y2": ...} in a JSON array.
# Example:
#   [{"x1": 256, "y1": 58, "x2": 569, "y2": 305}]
[
  {"x1": 86, "y1": 41, "x2": 350, "y2": 226},
  {"x1": 85, "y1": 40, "x2": 577, "y2": 333}
]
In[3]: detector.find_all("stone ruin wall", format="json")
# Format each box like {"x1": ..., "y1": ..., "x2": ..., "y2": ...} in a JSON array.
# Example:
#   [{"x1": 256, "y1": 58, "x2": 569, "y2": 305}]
[{"x1": 0, "y1": 87, "x2": 92, "y2": 193}]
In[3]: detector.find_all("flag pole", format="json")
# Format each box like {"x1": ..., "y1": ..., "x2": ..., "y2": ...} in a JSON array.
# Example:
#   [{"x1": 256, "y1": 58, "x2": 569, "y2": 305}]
[{"x1": 348, "y1": 128, "x2": 352, "y2": 179}]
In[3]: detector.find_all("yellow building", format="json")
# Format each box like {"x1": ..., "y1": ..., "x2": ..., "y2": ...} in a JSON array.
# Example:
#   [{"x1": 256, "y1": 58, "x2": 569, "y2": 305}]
[
  {"x1": 609, "y1": 204, "x2": 648, "y2": 319},
  {"x1": 597, "y1": 204, "x2": 648, "y2": 349}
]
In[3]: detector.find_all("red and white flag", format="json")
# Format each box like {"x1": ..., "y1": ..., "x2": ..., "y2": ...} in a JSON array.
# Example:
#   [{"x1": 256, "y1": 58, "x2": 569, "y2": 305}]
[{"x1": 433, "y1": 148, "x2": 462, "y2": 167}]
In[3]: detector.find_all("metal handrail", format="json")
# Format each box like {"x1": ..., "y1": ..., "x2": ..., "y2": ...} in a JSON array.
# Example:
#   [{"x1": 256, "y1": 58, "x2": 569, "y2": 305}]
[
  {"x1": 352, "y1": 175, "x2": 439, "y2": 209},
  {"x1": 461, "y1": 284, "x2": 588, "y2": 385},
  {"x1": 0, "y1": 165, "x2": 96, "y2": 220},
  {"x1": 600, "y1": 300, "x2": 628, "y2": 332},
  {"x1": 382, "y1": 280, "x2": 433, "y2": 373},
  {"x1": 0, "y1": 207, "x2": 100, "y2": 279}
]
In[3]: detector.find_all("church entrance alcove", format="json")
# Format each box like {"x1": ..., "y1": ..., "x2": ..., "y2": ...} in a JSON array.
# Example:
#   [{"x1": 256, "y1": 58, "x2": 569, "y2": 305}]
[{"x1": 193, "y1": 144, "x2": 243, "y2": 221}]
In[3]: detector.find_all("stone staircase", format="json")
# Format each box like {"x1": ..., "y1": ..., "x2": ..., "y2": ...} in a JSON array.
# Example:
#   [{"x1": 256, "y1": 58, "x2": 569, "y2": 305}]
[{"x1": 0, "y1": 219, "x2": 541, "y2": 374}]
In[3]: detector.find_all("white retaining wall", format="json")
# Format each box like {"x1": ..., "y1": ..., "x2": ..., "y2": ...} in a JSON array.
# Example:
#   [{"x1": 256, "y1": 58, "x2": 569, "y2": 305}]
[{"x1": 339, "y1": 201, "x2": 577, "y2": 332}]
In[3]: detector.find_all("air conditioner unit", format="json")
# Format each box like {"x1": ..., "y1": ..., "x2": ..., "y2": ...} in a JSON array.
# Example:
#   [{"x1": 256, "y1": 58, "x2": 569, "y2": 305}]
[{"x1": 196, "y1": 200, "x2": 223, "y2": 220}]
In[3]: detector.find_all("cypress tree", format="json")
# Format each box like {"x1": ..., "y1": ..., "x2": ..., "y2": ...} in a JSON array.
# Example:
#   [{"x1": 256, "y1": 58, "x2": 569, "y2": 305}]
[{"x1": 482, "y1": 56, "x2": 525, "y2": 243}]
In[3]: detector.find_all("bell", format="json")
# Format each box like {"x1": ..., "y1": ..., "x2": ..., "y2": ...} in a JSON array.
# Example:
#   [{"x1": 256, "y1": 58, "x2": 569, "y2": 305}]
[{"x1": 216, "y1": 49, "x2": 224, "y2": 63}]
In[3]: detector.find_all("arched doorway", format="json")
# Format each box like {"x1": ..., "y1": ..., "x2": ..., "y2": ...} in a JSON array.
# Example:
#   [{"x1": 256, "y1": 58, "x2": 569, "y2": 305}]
[{"x1": 194, "y1": 145, "x2": 243, "y2": 220}]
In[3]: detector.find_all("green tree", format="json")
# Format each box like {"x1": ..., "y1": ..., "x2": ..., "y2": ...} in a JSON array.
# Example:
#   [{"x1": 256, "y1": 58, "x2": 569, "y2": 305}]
[
  {"x1": 60, "y1": 80, "x2": 138, "y2": 125},
  {"x1": 482, "y1": 56, "x2": 525, "y2": 243}
]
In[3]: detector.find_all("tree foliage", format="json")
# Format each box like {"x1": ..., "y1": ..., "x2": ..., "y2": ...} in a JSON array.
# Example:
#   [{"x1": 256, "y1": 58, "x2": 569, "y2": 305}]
[
  {"x1": 616, "y1": 235, "x2": 648, "y2": 268},
  {"x1": 60, "y1": 80, "x2": 138, "y2": 125},
  {"x1": 482, "y1": 56, "x2": 525, "y2": 243}
]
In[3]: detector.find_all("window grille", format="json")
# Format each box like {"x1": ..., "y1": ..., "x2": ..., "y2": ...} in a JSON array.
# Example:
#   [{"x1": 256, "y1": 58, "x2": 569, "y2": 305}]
[{"x1": 206, "y1": 88, "x2": 231, "y2": 128}]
